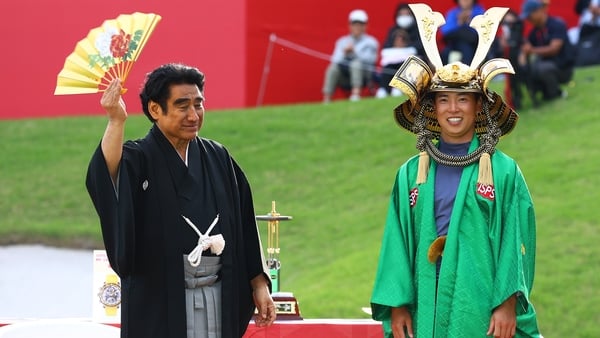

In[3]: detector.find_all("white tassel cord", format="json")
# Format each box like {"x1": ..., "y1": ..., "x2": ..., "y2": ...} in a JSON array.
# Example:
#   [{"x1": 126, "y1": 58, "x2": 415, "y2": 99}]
[{"x1": 182, "y1": 214, "x2": 226, "y2": 267}]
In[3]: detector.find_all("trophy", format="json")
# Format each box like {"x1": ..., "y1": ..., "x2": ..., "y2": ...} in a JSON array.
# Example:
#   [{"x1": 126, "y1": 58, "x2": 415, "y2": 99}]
[{"x1": 255, "y1": 201, "x2": 302, "y2": 320}]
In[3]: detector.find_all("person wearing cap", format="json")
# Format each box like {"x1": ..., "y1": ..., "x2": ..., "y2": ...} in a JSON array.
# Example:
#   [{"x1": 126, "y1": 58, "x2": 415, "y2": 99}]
[
  {"x1": 519, "y1": 0, "x2": 576, "y2": 104},
  {"x1": 370, "y1": 4, "x2": 542, "y2": 338},
  {"x1": 322, "y1": 9, "x2": 379, "y2": 102}
]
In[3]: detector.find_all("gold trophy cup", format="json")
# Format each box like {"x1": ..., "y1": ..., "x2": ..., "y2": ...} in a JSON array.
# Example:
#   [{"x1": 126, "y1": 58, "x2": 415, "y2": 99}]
[{"x1": 255, "y1": 201, "x2": 302, "y2": 320}]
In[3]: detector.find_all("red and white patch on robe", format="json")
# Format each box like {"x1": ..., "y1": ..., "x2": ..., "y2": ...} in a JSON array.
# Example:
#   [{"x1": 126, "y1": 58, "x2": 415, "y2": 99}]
[
  {"x1": 476, "y1": 183, "x2": 495, "y2": 200},
  {"x1": 409, "y1": 187, "x2": 419, "y2": 207}
]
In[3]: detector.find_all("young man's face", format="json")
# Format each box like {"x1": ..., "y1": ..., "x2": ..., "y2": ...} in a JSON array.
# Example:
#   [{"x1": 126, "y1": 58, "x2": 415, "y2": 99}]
[
  {"x1": 434, "y1": 91, "x2": 481, "y2": 144},
  {"x1": 150, "y1": 83, "x2": 205, "y2": 147}
]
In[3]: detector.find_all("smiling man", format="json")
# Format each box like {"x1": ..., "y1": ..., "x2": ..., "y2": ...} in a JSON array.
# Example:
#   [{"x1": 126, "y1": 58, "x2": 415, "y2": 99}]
[
  {"x1": 86, "y1": 63, "x2": 275, "y2": 338},
  {"x1": 370, "y1": 5, "x2": 542, "y2": 338},
  {"x1": 371, "y1": 62, "x2": 542, "y2": 338},
  {"x1": 432, "y1": 91, "x2": 480, "y2": 143}
]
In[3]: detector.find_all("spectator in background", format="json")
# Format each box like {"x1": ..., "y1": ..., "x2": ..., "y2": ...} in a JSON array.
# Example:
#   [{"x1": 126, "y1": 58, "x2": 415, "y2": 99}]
[
  {"x1": 498, "y1": 9, "x2": 526, "y2": 108},
  {"x1": 375, "y1": 29, "x2": 418, "y2": 99},
  {"x1": 376, "y1": 3, "x2": 423, "y2": 99},
  {"x1": 383, "y1": 3, "x2": 424, "y2": 55},
  {"x1": 574, "y1": 0, "x2": 600, "y2": 66},
  {"x1": 440, "y1": 0, "x2": 485, "y2": 65},
  {"x1": 322, "y1": 9, "x2": 379, "y2": 103},
  {"x1": 520, "y1": 0, "x2": 576, "y2": 103},
  {"x1": 575, "y1": 0, "x2": 600, "y2": 38},
  {"x1": 575, "y1": 0, "x2": 590, "y2": 16}
]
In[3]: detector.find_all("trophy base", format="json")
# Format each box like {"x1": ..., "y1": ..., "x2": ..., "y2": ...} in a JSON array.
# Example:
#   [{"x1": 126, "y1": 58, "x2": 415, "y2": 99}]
[{"x1": 255, "y1": 291, "x2": 302, "y2": 321}]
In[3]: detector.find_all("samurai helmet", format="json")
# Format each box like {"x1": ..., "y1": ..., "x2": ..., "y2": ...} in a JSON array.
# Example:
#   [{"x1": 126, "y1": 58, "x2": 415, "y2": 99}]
[{"x1": 390, "y1": 4, "x2": 518, "y2": 185}]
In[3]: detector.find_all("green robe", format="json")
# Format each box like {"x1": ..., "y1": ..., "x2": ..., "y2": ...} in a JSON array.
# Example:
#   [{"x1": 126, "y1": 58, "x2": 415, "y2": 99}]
[{"x1": 370, "y1": 138, "x2": 541, "y2": 337}]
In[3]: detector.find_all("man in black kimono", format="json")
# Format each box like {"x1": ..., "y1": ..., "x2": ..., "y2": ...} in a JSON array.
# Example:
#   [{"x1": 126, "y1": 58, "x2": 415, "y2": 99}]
[{"x1": 86, "y1": 63, "x2": 276, "y2": 338}]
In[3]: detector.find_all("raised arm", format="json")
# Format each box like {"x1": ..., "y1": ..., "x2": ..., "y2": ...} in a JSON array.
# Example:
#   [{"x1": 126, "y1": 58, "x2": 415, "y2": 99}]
[{"x1": 100, "y1": 79, "x2": 128, "y2": 183}]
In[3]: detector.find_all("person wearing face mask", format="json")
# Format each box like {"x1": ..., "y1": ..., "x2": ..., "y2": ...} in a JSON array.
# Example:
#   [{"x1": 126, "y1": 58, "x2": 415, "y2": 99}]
[
  {"x1": 376, "y1": 3, "x2": 425, "y2": 98},
  {"x1": 383, "y1": 3, "x2": 423, "y2": 54},
  {"x1": 375, "y1": 29, "x2": 418, "y2": 99}
]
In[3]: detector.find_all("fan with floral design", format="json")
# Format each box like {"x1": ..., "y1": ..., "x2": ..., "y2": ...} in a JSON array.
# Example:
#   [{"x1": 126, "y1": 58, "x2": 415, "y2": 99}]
[{"x1": 54, "y1": 12, "x2": 161, "y2": 95}]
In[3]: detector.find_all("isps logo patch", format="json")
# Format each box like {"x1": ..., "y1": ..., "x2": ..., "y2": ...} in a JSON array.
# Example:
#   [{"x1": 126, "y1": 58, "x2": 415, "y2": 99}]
[
  {"x1": 409, "y1": 187, "x2": 418, "y2": 207},
  {"x1": 476, "y1": 183, "x2": 495, "y2": 200}
]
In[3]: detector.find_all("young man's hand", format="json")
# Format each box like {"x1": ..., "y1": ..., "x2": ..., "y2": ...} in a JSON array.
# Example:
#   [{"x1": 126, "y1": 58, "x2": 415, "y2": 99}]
[
  {"x1": 391, "y1": 306, "x2": 414, "y2": 338},
  {"x1": 487, "y1": 295, "x2": 517, "y2": 338}
]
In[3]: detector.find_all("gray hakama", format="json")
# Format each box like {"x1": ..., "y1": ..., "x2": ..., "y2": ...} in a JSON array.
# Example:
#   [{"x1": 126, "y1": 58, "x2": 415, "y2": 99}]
[{"x1": 184, "y1": 255, "x2": 222, "y2": 338}]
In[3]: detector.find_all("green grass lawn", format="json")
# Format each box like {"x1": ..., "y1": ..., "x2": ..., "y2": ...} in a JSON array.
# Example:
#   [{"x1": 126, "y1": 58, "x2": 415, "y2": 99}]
[{"x1": 1, "y1": 66, "x2": 599, "y2": 336}]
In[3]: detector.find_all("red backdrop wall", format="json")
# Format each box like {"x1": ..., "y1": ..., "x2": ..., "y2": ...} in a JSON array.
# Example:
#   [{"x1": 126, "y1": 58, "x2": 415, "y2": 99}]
[
  {"x1": 0, "y1": 0, "x2": 578, "y2": 119},
  {"x1": 1, "y1": 0, "x2": 247, "y2": 119}
]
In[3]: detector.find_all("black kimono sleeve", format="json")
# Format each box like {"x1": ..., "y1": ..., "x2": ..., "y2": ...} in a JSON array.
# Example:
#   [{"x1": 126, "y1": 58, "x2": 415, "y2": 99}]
[
  {"x1": 232, "y1": 158, "x2": 271, "y2": 288},
  {"x1": 86, "y1": 142, "x2": 143, "y2": 277}
]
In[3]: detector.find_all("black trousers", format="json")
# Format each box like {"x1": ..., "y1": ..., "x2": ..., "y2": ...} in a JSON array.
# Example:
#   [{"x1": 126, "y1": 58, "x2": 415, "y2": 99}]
[
  {"x1": 378, "y1": 63, "x2": 402, "y2": 92},
  {"x1": 529, "y1": 59, "x2": 573, "y2": 100}
]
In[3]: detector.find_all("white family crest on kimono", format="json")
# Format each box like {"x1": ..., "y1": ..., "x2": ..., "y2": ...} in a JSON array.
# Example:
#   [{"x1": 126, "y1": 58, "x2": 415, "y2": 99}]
[{"x1": 182, "y1": 214, "x2": 225, "y2": 267}]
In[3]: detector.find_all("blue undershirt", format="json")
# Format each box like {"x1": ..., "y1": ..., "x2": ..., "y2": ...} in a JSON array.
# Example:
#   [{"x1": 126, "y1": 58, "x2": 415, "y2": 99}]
[{"x1": 434, "y1": 139, "x2": 471, "y2": 237}]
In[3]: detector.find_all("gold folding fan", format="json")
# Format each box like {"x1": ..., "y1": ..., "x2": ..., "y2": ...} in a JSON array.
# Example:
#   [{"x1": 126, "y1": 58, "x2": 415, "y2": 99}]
[{"x1": 54, "y1": 12, "x2": 161, "y2": 95}]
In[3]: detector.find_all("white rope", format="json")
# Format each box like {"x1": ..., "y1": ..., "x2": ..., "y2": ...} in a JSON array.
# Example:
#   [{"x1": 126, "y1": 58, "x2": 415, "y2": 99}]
[
  {"x1": 256, "y1": 33, "x2": 401, "y2": 106},
  {"x1": 256, "y1": 33, "x2": 277, "y2": 107},
  {"x1": 272, "y1": 34, "x2": 333, "y2": 62},
  {"x1": 271, "y1": 34, "x2": 399, "y2": 75},
  {"x1": 182, "y1": 214, "x2": 225, "y2": 267}
]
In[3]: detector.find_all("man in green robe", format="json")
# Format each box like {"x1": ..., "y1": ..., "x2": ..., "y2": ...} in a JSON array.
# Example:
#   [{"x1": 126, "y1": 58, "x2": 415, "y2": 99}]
[{"x1": 370, "y1": 4, "x2": 542, "y2": 338}]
